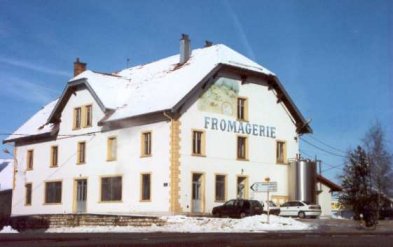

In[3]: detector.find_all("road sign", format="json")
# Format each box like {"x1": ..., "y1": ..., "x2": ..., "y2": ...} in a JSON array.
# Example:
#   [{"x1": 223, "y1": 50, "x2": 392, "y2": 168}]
[{"x1": 250, "y1": 182, "x2": 277, "y2": 192}]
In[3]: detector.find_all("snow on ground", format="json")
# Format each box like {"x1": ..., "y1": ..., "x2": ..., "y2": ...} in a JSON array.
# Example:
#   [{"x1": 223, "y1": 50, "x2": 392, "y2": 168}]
[
  {"x1": 47, "y1": 215, "x2": 313, "y2": 233},
  {"x1": 0, "y1": 226, "x2": 18, "y2": 233}
]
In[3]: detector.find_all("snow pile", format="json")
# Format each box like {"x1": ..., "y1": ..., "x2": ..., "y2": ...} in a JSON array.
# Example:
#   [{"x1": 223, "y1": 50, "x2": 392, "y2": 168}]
[
  {"x1": 0, "y1": 226, "x2": 18, "y2": 233},
  {"x1": 46, "y1": 215, "x2": 312, "y2": 233}
]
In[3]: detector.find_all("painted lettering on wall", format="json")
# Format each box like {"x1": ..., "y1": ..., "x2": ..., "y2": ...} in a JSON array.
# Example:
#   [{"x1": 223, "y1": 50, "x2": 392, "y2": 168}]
[{"x1": 204, "y1": 116, "x2": 276, "y2": 138}]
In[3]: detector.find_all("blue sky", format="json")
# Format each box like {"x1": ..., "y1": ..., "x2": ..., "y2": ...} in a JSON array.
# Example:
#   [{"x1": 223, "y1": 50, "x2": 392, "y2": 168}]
[{"x1": 0, "y1": 0, "x2": 392, "y2": 183}]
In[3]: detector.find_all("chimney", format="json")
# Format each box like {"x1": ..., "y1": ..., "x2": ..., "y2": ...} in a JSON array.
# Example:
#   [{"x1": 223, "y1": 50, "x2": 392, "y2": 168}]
[
  {"x1": 74, "y1": 58, "x2": 87, "y2": 76},
  {"x1": 179, "y1": 34, "x2": 191, "y2": 64},
  {"x1": 204, "y1": 40, "x2": 213, "y2": 47}
]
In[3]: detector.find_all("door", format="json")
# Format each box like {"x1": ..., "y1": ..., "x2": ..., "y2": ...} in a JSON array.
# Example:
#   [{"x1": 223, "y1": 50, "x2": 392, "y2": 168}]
[
  {"x1": 237, "y1": 176, "x2": 248, "y2": 199},
  {"x1": 191, "y1": 173, "x2": 203, "y2": 213},
  {"x1": 76, "y1": 179, "x2": 87, "y2": 213}
]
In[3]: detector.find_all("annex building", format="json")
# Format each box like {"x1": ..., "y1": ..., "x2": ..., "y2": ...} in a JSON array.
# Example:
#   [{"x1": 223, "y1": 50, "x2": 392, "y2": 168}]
[{"x1": 4, "y1": 35, "x2": 313, "y2": 216}]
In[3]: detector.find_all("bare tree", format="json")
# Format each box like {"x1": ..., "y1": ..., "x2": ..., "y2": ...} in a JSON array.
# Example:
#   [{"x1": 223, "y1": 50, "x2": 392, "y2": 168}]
[{"x1": 362, "y1": 121, "x2": 393, "y2": 211}]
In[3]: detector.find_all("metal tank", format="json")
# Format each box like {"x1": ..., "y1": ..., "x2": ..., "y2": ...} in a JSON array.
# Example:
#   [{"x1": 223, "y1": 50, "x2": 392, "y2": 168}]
[{"x1": 288, "y1": 160, "x2": 317, "y2": 204}]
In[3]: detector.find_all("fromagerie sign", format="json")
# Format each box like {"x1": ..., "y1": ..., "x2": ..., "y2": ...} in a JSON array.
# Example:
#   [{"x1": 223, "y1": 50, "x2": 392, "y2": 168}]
[{"x1": 204, "y1": 116, "x2": 276, "y2": 138}]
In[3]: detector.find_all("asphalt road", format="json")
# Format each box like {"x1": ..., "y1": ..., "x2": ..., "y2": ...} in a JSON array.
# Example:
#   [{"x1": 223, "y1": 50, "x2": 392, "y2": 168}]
[
  {"x1": 1, "y1": 232, "x2": 393, "y2": 247},
  {"x1": 2, "y1": 219, "x2": 393, "y2": 247}
]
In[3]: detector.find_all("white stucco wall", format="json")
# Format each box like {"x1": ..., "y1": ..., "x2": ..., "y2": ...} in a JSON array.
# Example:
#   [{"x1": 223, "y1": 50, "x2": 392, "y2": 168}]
[
  {"x1": 317, "y1": 183, "x2": 332, "y2": 217},
  {"x1": 12, "y1": 88, "x2": 171, "y2": 216},
  {"x1": 178, "y1": 77, "x2": 299, "y2": 214}
]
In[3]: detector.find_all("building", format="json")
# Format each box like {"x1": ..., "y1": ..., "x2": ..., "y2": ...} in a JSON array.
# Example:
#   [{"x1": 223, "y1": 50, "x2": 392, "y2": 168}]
[
  {"x1": 0, "y1": 159, "x2": 13, "y2": 192},
  {"x1": 0, "y1": 159, "x2": 13, "y2": 222},
  {"x1": 4, "y1": 35, "x2": 313, "y2": 216},
  {"x1": 316, "y1": 174, "x2": 342, "y2": 217}
]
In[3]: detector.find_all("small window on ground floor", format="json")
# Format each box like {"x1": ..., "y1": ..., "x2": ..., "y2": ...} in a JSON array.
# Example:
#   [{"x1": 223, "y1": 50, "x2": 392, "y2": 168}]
[
  {"x1": 101, "y1": 176, "x2": 122, "y2": 201},
  {"x1": 45, "y1": 181, "x2": 62, "y2": 204},
  {"x1": 215, "y1": 175, "x2": 226, "y2": 202},
  {"x1": 25, "y1": 183, "x2": 32, "y2": 205},
  {"x1": 141, "y1": 173, "x2": 151, "y2": 201}
]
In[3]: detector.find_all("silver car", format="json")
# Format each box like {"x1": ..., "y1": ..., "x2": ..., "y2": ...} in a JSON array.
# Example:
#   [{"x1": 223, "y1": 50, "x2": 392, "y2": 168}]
[{"x1": 279, "y1": 201, "x2": 321, "y2": 218}]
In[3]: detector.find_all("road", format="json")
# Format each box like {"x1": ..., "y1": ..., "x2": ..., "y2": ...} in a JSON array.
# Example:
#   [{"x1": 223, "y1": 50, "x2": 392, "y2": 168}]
[
  {"x1": 1, "y1": 231, "x2": 393, "y2": 247},
  {"x1": 2, "y1": 219, "x2": 393, "y2": 246}
]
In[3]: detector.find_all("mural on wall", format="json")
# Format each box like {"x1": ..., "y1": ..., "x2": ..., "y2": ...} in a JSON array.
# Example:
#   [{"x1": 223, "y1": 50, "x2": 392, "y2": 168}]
[{"x1": 198, "y1": 78, "x2": 239, "y2": 117}]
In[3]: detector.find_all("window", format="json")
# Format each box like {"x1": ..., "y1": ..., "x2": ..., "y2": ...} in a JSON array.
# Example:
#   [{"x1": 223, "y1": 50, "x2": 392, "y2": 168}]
[
  {"x1": 25, "y1": 183, "x2": 32, "y2": 205},
  {"x1": 84, "y1": 105, "x2": 92, "y2": 127},
  {"x1": 237, "y1": 97, "x2": 248, "y2": 121},
  {"x1": 107, "y1": 137, "x2": 117, "y2": 161},
  {"x1": 192, "y1": 130, "x2": 205, "y2": 156},
  {"x1": 276, "y1": 141, "x2": 286, "y2": 164},
  {"x1": 215, "y1": 175, "x2": 226, "y2": 202},
  {"x1": 27, "y1": 150, "x2": 33, "y2": 170},
  {"x1": 45, "y1": 181, "x2": 62, "y2": 204},
  {"x1": 77, "y1": 142, "x2": 86, "y2": 164},
  {"x1": 237, "y1": 136, "x2": 248, "y2": 160},
  {"x1": 73, "y1": 107, "x2": 82, "y2": 129},
  {"x1": 101, "y1": 176, "x2": 122, "y2": 201},
  {"x1": 50, "y1": 146, "x2": 58, "y2": 167},
  {"x1": 141, "y1": 132, "x2": 152, "y2": 156},
  {"x1": 141, "y1": 174, "x2": 151, "y2": 201}
]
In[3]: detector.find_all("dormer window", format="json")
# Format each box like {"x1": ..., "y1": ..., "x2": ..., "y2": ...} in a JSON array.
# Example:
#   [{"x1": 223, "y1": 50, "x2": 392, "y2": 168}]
[
  {"x1": 73, "y1": 107, "x2": 82, "y2": 129},
  {"x1": 73, "y1": 105, "x2": 93, "y2": 130},
  {"x1": 84, "y1": 105, "x2": 92, "y2": 127}
]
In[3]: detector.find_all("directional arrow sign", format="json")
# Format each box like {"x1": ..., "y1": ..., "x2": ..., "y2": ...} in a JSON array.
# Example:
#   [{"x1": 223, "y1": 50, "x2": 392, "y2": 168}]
[{"x1": 250, "y1": 182, "x2": 277, "y2": 192}]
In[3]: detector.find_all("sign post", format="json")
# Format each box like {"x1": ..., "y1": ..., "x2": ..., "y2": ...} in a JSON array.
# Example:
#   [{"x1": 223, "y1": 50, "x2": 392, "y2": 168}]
[{"x1": 250, "y1": 178, "x2": 277, "y2": 224}]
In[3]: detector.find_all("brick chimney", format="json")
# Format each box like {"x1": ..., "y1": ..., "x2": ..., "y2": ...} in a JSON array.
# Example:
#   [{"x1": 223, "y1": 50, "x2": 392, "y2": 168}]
[
  {"x1": 74, "y1": 58, "x2": 87, "y2": 76},
  {"x1": 179, "y1": 34, "x2": 191, "y2": 64}
]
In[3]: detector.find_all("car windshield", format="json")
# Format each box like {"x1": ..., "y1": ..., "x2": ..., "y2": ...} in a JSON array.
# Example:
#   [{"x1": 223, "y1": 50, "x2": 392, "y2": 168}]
[
  {"x1": 225, "y1": 200, "x2": 235, "y2": 206},
  {"x1": 302, "y1": 201, "x2": 311, "y2": 205}
]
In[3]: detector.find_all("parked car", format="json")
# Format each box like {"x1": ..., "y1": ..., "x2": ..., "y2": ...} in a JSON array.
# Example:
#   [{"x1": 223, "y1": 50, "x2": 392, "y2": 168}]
[
  {"x1": 212, "y1": 199, "x2": 264, "y2": 218},
  {"x1": 279, "y1": 201, "x2": 321, "y2": 218},
  {"x1": 261, "y1": 200, "x2": 280, "y2": 215}
]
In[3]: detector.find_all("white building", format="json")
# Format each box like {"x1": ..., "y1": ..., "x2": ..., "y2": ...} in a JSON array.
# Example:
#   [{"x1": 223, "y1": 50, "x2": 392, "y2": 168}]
[
  {"x1": 4, "y1": 36, "x2": 312, "y2": 216},
  {"x1": 0, "y1": 159, "x2": 13, "y2": 191},
  {"x1": 316, "y1": 175, "x2": 342, "y2": 217}
]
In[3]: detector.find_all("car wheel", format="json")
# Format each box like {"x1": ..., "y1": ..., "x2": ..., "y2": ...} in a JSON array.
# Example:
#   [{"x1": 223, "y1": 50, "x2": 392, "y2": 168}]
[
  {"x1": 298, "y1": 211, "x2": 306, "y2": 219},
  {"x1": 239, "y1": 212, "x2": 246, "y2": 218}
]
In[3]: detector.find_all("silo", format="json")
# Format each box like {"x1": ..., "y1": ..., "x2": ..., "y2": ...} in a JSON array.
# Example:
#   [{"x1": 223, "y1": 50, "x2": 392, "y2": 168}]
[{"x1": 288, "y1": 160, "x2": 317, "y2": 203}]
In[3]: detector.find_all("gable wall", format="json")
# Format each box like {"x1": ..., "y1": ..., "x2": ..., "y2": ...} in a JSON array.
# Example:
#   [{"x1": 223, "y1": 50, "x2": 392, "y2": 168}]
[{"x1": 178, "y1": 77, "x2": 299, "y2": 213}]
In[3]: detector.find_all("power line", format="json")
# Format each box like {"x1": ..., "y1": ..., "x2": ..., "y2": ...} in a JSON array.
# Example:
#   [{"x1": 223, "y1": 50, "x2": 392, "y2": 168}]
[
  {"x1": 307, "y1": 135, "x2": 347, "y2": 154},
  {"x1": 300, "y1": 137, "x2": 347, "y2": 158},
  {"x1": 299, "y1": 149, "x2": 342, "y2": 171}
]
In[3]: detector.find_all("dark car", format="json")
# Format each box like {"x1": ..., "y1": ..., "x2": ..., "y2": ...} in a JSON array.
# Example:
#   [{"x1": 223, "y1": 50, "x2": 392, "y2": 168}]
[{"x1": 212, "y1": 199, "x2": 264, "y2": 218}]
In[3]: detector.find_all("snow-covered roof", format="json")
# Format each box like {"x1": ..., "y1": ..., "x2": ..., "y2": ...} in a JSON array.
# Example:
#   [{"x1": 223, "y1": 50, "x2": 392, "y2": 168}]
[
  {"x1": 4, "y1": 43, "x2": 311, "y2": 143},
  {"x1": 69, "y1": 44, "x2": 273, "y2": 122},
  {"x1": 0, "y1": 159, "x2": 12, "y2": 173},
  {"x1": 0, "y1": 159, "x2": 13, "y2": 191},
  {"x1": 4, "y1": 99, "x2": 58, "y2": 142}
]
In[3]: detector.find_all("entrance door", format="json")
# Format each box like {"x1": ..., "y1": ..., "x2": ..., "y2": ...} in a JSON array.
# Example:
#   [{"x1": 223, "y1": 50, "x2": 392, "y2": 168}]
[
  {"x1": 191, "y1": 173, "x2": 203, "y2": 213},
  {"x1": 76, "y1": 179, "x2": 87, "y2": 213},
  {"x1": 237, "y1": 176, "x2": 248, "y2": 199}
]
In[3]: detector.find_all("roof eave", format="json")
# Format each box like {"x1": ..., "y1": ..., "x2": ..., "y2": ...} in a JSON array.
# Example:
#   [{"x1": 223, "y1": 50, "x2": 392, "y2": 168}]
[{"x1": 2, "y1": 124, "x2": 59, "y2": 144}]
